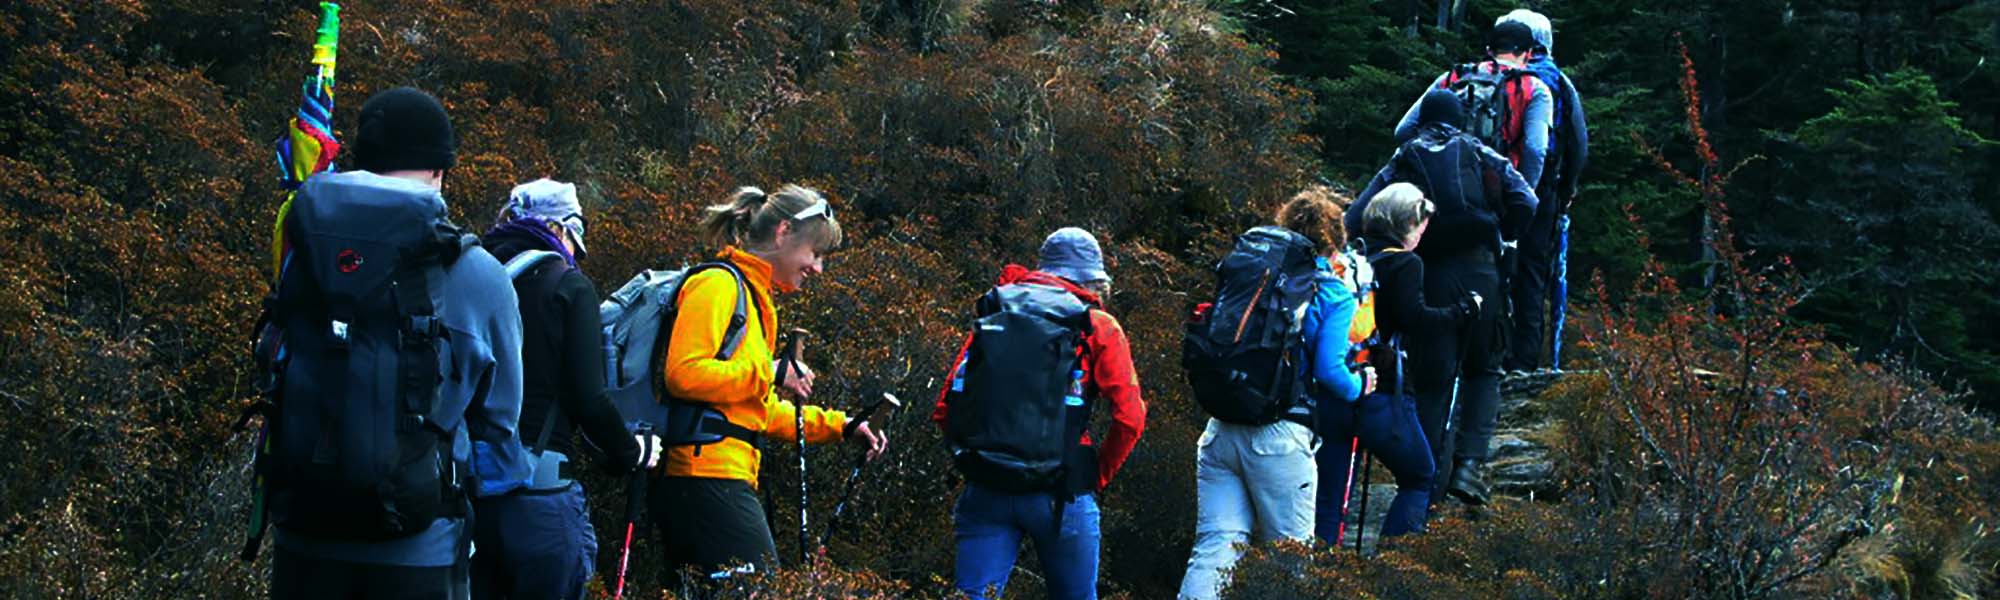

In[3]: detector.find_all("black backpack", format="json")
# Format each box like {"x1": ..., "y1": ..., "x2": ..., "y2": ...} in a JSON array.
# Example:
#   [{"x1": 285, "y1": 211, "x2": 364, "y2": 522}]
[
  {"x1": 1182, "y1": 226, "x2": 1319, "y2": 424},
  {"x1": 944, "y1": 282, "x2": 1096, "y2": 495},
  {"x1": 1389, "y1": 132, "x2": 1502, "y2": 256},
  {"x1": 254, "y1": 174, "x2": 479, "y2": 542}
]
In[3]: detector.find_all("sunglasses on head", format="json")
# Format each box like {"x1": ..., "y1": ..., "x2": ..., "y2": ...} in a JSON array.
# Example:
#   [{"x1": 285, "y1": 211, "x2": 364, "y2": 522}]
[{"x1": 792, "y1": 198, "x2": 835, "y2": 222}]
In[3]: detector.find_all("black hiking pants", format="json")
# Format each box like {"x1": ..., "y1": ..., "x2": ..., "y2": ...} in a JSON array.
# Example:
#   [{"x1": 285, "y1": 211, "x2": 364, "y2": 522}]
[
  {"x1": 1505, "y1": 190, "x2": 1563, "y2": 371},
  {"x1": 649, "y1": 476, "x2": 778, "y2": 592},
  {"x1": 1407, "y1": 250, "x2": 1505, "y2": 498}
]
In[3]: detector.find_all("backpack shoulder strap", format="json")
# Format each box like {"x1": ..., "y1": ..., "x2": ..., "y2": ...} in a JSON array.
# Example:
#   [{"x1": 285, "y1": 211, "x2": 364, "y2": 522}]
[
  {"x1": 1369, "y1": 247, "x2": 1409, "y2": 262},
  {"x1": 429, "y1": 223, "x2": 479, "y2": 268},
  {"x1": 503, "y1": 248, "x2": 567, "y2": 452},
  {"x1": 504, "y1": 250, "x2": 563, "y2": 281},
  {"x1": 681, "y1": 261, "x2": 755, "y2": 361},
  {"x1": 390, "y1": 247, "x2": 451, "y2": 420}
]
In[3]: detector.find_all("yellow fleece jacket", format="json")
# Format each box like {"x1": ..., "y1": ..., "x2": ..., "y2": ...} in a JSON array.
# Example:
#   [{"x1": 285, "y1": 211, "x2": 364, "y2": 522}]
[{"x1": 661, "y1": 247, "x2": 848, "y2": 486}]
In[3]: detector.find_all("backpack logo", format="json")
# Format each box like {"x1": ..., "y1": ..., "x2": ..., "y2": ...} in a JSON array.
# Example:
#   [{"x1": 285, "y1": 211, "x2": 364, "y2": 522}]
[{"x1": 336, "y1": 249, "x2": 364, "y2": 274}]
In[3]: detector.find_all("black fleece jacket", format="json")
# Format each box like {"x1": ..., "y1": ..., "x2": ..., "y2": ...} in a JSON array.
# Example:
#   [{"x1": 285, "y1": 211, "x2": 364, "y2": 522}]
[
  {"x1": 1359, "y1": 234, "x2": 1478, "y2": 395},
  {"x1": 485, "y1": 230, "x2": 641, "y2": 472}
]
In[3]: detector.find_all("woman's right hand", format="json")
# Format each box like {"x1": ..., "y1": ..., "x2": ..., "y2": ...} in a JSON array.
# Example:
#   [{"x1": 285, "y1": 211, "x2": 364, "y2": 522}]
[
  {"x1": 1361, "y1": 365, "x2": 1378, "y2": 396},
  {"x1": 849, "y1": 421, "x2": 888, "y2": 462}
]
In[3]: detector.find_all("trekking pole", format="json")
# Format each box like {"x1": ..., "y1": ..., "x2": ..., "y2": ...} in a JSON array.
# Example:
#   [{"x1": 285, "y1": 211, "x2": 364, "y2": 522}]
[
  {"x1": 1438, "y1": 311, "x2": 1479, "y2": 502},
  {"x1": 613, "y1": 423, "x2": 655, "y2": 600},
  {"x1": 817, "y1": 392, "x2": 902, "y2": 557},
  {"x1": 775, "y1": 328, "x2": 812, "y2": 566},
  {"x1": 1336, "y1": 428, "x2": 1368, "y2": 552},
  {"x1": 1549, "y1": 213, "x2": 1570, "y2": 372},
  {"x1": 1354, "y1": 450, "x2": 1372, "y2": 553}
]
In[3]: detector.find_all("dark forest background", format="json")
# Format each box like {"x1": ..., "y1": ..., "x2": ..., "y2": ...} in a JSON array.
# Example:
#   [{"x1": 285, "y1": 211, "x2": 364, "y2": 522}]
[{"x1": 3, "y1": 1, "x2": 1997, "y2": 598}]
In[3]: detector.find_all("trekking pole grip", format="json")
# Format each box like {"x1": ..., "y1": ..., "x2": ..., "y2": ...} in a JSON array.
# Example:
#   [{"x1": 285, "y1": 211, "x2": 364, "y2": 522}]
[{"x1": 776, "y1": 328, "x2": 811, "y2": 386}]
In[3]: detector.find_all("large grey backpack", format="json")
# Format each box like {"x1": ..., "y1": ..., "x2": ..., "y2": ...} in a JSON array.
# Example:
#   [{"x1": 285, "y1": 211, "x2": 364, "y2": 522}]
[{"x1": 599, "y1": 262, "x2": 759, "y2": 447}]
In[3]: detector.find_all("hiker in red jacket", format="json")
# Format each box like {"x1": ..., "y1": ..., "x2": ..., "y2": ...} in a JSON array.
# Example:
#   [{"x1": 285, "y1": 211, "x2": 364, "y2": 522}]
[{"x1": 932, "y1": 228, "x2": 1147, "y2": 600}]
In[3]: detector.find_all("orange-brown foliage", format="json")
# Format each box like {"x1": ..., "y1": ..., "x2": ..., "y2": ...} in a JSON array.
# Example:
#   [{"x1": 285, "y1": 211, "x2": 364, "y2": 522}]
[{"x1": 4, "y1": 2, "x2": 1994, "y2": 599}]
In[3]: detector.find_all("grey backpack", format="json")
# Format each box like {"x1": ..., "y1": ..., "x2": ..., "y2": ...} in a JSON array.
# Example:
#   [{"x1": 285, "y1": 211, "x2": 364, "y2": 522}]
[{"x1": 599, "y1": 262, "x2": 759, "y2": 447}]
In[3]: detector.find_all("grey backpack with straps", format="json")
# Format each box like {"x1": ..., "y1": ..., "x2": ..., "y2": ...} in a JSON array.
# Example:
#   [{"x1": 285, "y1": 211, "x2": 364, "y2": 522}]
[{"x1": 599, "y1": 262, "x2": 761, "y2": 448}]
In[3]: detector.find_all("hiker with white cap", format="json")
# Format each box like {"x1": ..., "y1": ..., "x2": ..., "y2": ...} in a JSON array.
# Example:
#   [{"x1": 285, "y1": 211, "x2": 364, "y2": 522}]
[
  {"x1": 934, "y1": 227, "x2": 1148, "y2": 600},
  {"x1": 470, "y1": 178, "x2": 662, "y2": 599},
  {"x1": 1391, "y1": 19, "x2": 1555, "y2": 190},
  {"x1": 1493, "y1": 8, "x2": 1591, "y2": 375}
]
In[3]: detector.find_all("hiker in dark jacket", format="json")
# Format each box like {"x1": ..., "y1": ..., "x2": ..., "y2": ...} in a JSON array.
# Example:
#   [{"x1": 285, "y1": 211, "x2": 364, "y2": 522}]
[
  {"x1": 1496, "y1": 8, "x2": 1591, "y2": 373},
  {"x1": 1318, "y1": 183, "x2": 1481, "y2": 541},
  {"x1": 934, "y1": 228, "x2": 1148, "y2": 600},
  {"x1": 1348, "y1": 89, "x2": 1535, "y2": 509},
  {"x1": 269, "y1": 87, "x2": 529, "y2": 600},
  {"x1": 472, "y1": 179, "x2": 663, "y2": 599}
]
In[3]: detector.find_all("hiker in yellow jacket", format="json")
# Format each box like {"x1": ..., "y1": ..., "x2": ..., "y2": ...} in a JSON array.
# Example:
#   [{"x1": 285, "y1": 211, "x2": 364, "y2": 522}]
[{"x1": 649, "y1": 185, "x2": 886, "y2": 587}]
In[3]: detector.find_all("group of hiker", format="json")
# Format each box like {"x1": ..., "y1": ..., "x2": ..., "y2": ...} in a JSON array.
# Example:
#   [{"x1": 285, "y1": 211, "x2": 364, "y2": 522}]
[
  {"x1": 1178, "y1": 10, "x2": 1588, "y2": 599},
  {"x1": 244, "y1": 7, "x2": 1584, "y2": 600}
]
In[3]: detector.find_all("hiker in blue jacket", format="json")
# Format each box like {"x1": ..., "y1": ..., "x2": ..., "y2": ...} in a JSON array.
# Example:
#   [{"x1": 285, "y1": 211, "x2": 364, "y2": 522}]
[
  {"x1": 1495, "y1": 8, "x2": 1591, "y2": 374},
  {"x1": 268, "y1": 87, "x2": 532, "y2": 599},
  {"x1": 1179, "y1": 187, "x2": 1365, "y2": 600}
]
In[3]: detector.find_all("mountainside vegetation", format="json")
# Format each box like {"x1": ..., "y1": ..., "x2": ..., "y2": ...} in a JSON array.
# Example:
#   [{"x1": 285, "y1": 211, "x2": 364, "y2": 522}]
[{"x1": 1, "y1": 1, "x2": 1995, "y2": 598}]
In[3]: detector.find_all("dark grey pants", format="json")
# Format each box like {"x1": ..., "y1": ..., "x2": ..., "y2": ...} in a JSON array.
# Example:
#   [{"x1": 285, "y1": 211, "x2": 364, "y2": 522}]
[
  {"x1": 1410, "y1": 252, "x2": 1504, "y2": 492},
  {"x1": 649, "y1": 476, "x2": 778, "y2": 591}
]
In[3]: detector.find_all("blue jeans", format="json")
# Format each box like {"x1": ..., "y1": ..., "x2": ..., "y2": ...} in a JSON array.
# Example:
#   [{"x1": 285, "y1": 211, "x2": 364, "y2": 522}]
[
  {"x1": 469, "y1": 484, "x2": 598, "y2": 599},
  {"x1": 953, "y1": 485, "x2": 1101, "y2": 600},
  {"x1": 1315, "y1": 392, "x2": 1435, "y2": 540}
]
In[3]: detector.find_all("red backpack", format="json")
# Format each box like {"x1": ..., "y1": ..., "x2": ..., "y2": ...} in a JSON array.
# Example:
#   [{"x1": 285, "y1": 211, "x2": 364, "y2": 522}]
[{"x1": 1443, "y1": 61, "x2": 1540, "y2": 168}]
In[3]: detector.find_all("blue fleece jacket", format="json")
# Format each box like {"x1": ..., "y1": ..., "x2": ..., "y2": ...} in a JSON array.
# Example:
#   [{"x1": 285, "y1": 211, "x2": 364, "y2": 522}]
[
  {"x1": 273, "y1": 170, "x2": 531, "y2": 568},
  {"x1": 1302, "y1": 257, "x2": 1365, "y2": 404}
]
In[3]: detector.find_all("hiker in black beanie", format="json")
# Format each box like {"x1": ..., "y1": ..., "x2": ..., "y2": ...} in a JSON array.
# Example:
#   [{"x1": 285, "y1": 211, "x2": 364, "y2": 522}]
[
  {"x1": 1416, "y1": 88, "x2": 1466, "y2": 130},
  {"x1": 1344, "y1": 86, "x2": 1537, "y2": 514},
  {"x1": 266, "y1": 85, "x2": 529, "y2": 600},
  {"x1": 353, "y1": 86, "x2": 458, "y2": 179}
]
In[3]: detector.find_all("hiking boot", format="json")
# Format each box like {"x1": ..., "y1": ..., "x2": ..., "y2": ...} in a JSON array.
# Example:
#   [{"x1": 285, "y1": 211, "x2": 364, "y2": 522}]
[{"x1": 1446, "y1": 459, "x2": 1490, "y2": 506}]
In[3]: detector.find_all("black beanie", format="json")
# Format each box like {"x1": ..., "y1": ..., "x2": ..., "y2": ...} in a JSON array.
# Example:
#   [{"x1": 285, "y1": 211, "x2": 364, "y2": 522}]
[
  {"x1": 1488, "y1": 21, "x2": 1537, "y2": 54},
  {"x1": 352, "y1": 87, "x2": 457, "y2": 173},
  {"x1": 1418, "y1": 89, "x2": 1466, "y2": 129}
]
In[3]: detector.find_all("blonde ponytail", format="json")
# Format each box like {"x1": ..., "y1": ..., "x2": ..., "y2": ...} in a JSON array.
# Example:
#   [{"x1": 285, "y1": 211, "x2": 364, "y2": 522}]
[
  {"x1": 699, "y1": 186, "x2": 769, "y2": 249},
  {"x1": 697, "y1": 184, "x2": 844, "y2": 253}
]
